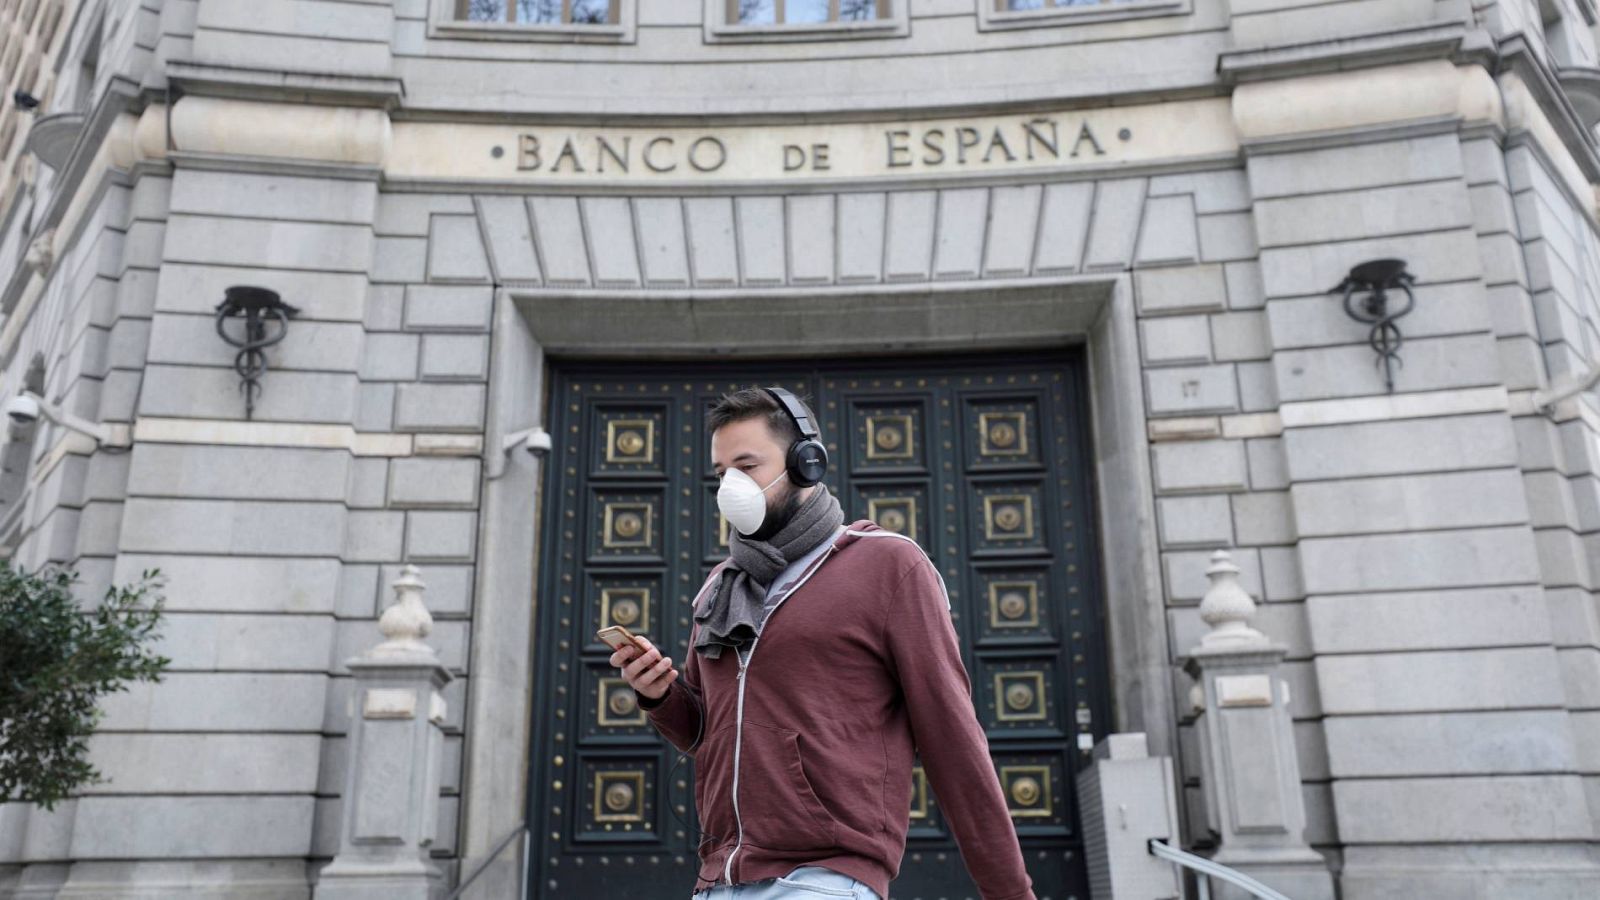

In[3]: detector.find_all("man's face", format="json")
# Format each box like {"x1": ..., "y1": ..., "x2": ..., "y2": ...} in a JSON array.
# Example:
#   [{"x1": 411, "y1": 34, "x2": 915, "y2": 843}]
[{"x1": 711, "y1": 417, "x2": 803, "y2": 540}]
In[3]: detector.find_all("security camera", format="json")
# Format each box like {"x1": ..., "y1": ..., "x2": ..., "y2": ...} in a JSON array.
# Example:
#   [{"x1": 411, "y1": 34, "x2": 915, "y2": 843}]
[
  {"x1": 2, "y1": 391, "x2": 129, "y2": 447},
  {"x1": 487, "y1": 425, "x2": 552, "y2": 479},
  {"x1": 502, "y1": 426, "x2": 552, "y2": 456},
  {"x1": 524, "y1": 429, "x2": 552, "y2": 455},
  {"x1": 5, "y1": 394, "x2": 39, "y2": 425}
]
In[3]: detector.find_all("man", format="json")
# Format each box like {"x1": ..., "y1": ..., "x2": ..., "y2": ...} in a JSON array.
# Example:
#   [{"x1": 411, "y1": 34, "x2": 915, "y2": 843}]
[{"x1": 610, "y1": 386, "x2": 1037, "y2": 900}]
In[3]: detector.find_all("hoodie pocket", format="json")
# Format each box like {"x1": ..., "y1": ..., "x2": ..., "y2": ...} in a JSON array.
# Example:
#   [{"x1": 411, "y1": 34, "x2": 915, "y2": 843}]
[
  {"x1": 694, "y1": 723, "x2": 738, "y2": 851},
  {"x1": 734, "y1": 721, "x2": 839, "y2": 851}
]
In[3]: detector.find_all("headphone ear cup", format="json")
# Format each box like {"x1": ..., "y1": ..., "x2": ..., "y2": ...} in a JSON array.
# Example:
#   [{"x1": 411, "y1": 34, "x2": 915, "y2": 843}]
[{"x1": 788, "y1": 439, "x2": 829, "y2": 487}]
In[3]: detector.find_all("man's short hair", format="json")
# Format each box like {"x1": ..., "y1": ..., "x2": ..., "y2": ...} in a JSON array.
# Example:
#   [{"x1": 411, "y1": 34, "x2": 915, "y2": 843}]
[{"x1": 706, "y1": 387, "x2": 818, "y2": 446}]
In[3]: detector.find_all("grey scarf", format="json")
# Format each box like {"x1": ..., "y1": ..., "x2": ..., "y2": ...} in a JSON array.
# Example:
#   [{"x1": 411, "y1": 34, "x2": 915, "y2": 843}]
[{"x1": 693, "y1": 481, "x2": 844, "y2": 659}]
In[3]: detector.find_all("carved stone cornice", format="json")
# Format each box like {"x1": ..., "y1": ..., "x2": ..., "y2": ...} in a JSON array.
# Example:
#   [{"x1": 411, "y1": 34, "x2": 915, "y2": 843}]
[
  {"x1": 167, "y1": 96, "x2": 391, "y2": 168},
  {"x1": 1217, "y1": 21, "x2": 1471, "y2": 83},
  {"x1": 1230, "y1": 60, "x2": 1502, "y2": 147},
  {"x1": 1558, "y1": 66, "x2": 1600, "y2": 129},
  {"x1": 164, "y1": 60, "x2": 405, "y2": 112},
  {"x1": 1491, "y1": 34, "x2": 1600, "y2": 184}
]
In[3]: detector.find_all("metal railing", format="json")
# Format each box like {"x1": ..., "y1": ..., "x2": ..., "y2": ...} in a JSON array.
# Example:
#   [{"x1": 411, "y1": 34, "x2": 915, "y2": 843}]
[
  {"x1": 446, "y1": 822, "x2": 529, "y2": 900},
  {"x1": 1148, "y1": 839, "x2": 1294, "y2": 900}
]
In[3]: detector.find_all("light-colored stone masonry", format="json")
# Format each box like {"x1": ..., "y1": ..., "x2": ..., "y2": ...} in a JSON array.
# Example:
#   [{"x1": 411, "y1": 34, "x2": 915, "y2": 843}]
[{"x1": 1, "y1": 0, "x2": 1600, "y2": 898}]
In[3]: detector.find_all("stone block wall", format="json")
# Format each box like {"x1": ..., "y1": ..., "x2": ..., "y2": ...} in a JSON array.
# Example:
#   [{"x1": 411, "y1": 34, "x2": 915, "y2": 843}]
[
  {"x1": 1240, "y1": 115, "x2": 1600, "y2": 894},
  {"x1": 0, "y1": 148, "x2": 493, "y2": 893},
  {"x1": 1493, "y1": 135, "x2": 1600, "y2": 835},
  {"x1": 13, "y1": 144, "x2": 1595, "y2": 894},
  {"x1": 0, "y1": 138, "x2": 154, "y2": 893},
  {"x1": 191, "y1": 0, "x2": 394, "y2": 77},
  {"x1": 1125, "y1": 169, "x2": 1342, "y2": 862},
  {"x1": 5, "y1": 1, "x2": 1600, "y2": 898}
]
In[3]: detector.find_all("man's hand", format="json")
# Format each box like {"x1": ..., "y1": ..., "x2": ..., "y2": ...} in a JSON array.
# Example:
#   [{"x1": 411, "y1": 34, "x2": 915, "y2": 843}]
[{"x1": 610, "y1": 635, "x2": 680, "y2": 701}]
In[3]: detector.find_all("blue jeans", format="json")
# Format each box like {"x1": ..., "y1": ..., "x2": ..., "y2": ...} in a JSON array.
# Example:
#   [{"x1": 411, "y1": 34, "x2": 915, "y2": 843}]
[{"x1": 691, "y1": 865, "x2": 882, "y2": 900}]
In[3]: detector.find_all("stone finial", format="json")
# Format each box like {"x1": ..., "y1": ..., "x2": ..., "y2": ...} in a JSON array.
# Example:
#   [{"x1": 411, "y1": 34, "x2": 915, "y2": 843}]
[
  {"x1": 1197, "y1": 549, "x2": 1267, "y2": 649},
  {"x1": 372, "y1": 564, "x2": 438, "y2": 659}
]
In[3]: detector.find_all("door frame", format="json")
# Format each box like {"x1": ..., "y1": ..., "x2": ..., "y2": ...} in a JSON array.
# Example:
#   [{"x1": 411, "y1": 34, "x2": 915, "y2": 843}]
[{"x1": 455, "y1": 274, "x2": 1170, "y2": 893}]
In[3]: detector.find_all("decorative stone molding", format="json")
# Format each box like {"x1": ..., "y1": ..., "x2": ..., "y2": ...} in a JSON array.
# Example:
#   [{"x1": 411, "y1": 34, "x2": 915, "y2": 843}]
[
  {"x1": 1558, "y1": 66, "x2": 1600, "y2": 130},
  {"x1": 133, "y1": 106, "x2": 170, "y2": 165},
  {"x1": 22, "y1": 227, "x2": 56, "y2": 276},
  {"x1": 1232, "y1": 59, "x2": 1600, "y2": 223},
  {"x1": 1218, "y1": 22, "x2": 1470, "y2": 83},
  {"x1": 1147, "y1": 416, "x2": 1224, "y2": 443},
  {"x1": 169, "y1": 96, "x2": 391, "y2": 167},
  {"x1": 1499, "y1": 71, "x2": 1595, "y2": 217},
  {"x1": 1276, "y1": 385, "x2": 1509, "y2": 429},
  {"x1": 165, "y1": 59, "x2": 405, "y2": 111},
  {"x1": 133, "y1": 416, "x2": 413, "y2": 456},
  {"x1": 386, "y1": 96, "x2": 1235, "y2": 188},
  {"x1": 106, "y1": 110, "x2": 155, "y2": 169},
  {"x1": 1231, "y1": 61, "x2": 1501, "y2": 143},
  {"x1": 1494, "y1": 37, "x2": 1600, "y2": 185},
  {"x1": 1148, "y1": 412, "x2": 1283, "y2": 443},
  {"x1": 130, "y1": 416, "x2": 487, "y2": 457}
]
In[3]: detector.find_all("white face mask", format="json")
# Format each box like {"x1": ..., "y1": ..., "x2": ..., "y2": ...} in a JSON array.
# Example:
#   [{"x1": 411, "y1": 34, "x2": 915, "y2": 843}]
[{"x1": 717, "y1": 467, "x2": 786, "y2": 536}]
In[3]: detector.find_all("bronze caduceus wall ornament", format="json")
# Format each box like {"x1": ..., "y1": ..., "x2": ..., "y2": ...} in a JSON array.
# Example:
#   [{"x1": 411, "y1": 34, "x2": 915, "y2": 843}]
[
  {"x1": 214, "y1": 285, "x2": 299, "y2": 420},
  {"x1": 1329, "y1": 258, "x2": 1416, "y2": 394}
]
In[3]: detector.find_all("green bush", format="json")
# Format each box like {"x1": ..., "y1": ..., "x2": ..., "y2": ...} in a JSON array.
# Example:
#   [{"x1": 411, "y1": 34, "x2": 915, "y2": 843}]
[{"x1": 0, "y1": 563, "x2": 170, "y2": 810}]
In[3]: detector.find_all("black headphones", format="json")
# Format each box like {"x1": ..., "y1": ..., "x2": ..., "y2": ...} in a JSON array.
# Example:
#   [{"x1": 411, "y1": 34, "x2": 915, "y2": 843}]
[{"x1": 762, "y1": 386, "x2": 829, "y2": 487}]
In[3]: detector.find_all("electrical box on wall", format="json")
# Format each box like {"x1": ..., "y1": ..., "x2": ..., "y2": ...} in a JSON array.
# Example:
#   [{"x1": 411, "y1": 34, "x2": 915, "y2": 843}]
[{"x1": 1076, "y1": 733, "x2": 1183, "y2": 900}]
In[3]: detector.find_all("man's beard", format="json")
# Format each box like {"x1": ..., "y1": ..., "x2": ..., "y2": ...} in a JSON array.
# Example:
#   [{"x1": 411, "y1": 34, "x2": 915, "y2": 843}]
[{"x1": 746, "y1": 479, "x2": 802, "y2": 543}]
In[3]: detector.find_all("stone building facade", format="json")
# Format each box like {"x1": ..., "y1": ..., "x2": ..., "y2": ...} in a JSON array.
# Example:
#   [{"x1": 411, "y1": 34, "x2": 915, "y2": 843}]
[{"x1": 1, "y1": 0, "x2": 1600, "y2": 897}]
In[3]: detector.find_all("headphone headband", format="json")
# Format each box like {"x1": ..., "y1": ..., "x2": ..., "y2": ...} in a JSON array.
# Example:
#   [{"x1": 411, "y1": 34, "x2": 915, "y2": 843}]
[{"x1": 762, "y1": 387, "x2": 819, "y2": 440}]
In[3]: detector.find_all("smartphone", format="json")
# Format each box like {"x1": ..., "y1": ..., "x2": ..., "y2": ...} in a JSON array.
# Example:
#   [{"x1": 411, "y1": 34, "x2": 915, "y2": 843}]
[{"x1": 597, "y1": 624, "x2": 648, "y2": 654}]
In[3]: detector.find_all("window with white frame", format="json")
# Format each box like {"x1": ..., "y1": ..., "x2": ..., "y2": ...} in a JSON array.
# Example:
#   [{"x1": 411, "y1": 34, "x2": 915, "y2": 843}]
[
  {"x1": 437, "y1": 0, "x2": 636, "y2": 42},
  {"x1": 730, "y1": 0, "x2": 887, "y2": 25},
  {"x1": 707, "y1": 0, "x2": 907, "y2": 40},
  {"x1": 458, "y1": 0, "x2": 620, "y2": 25}
]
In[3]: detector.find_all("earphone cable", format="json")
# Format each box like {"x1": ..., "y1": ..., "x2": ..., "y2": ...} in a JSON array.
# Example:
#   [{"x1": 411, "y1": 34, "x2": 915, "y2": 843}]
[{"x1": 658, "y1": 686, "x2": 735, "y2": 892}]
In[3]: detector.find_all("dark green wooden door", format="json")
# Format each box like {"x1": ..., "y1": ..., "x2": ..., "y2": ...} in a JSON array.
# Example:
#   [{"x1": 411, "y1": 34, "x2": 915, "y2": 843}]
[{"x1": 529, "y1": 352, "x2": 1108, "y2": 899}]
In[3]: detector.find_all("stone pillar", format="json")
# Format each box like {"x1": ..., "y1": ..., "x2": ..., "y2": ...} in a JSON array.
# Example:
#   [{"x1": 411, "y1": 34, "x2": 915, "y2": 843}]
[
  {"x1": 1185, "y1": 550, "x2": 1333, "y2": 900},
  {"x1": 316, "y1": 566, "x2": 453, "y2": 900}
]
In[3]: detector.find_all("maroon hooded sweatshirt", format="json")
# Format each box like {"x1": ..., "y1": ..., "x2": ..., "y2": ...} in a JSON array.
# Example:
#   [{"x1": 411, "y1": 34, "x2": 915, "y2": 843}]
[{"x1": 637, "y1": 518, "x2": 1037, "y2": 900}]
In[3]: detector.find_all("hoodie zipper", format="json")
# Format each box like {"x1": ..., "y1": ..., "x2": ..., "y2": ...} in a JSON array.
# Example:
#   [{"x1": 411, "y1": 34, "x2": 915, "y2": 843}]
[{"x1": 723, "y1": 541, "x2": 840, "y2": 886}]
